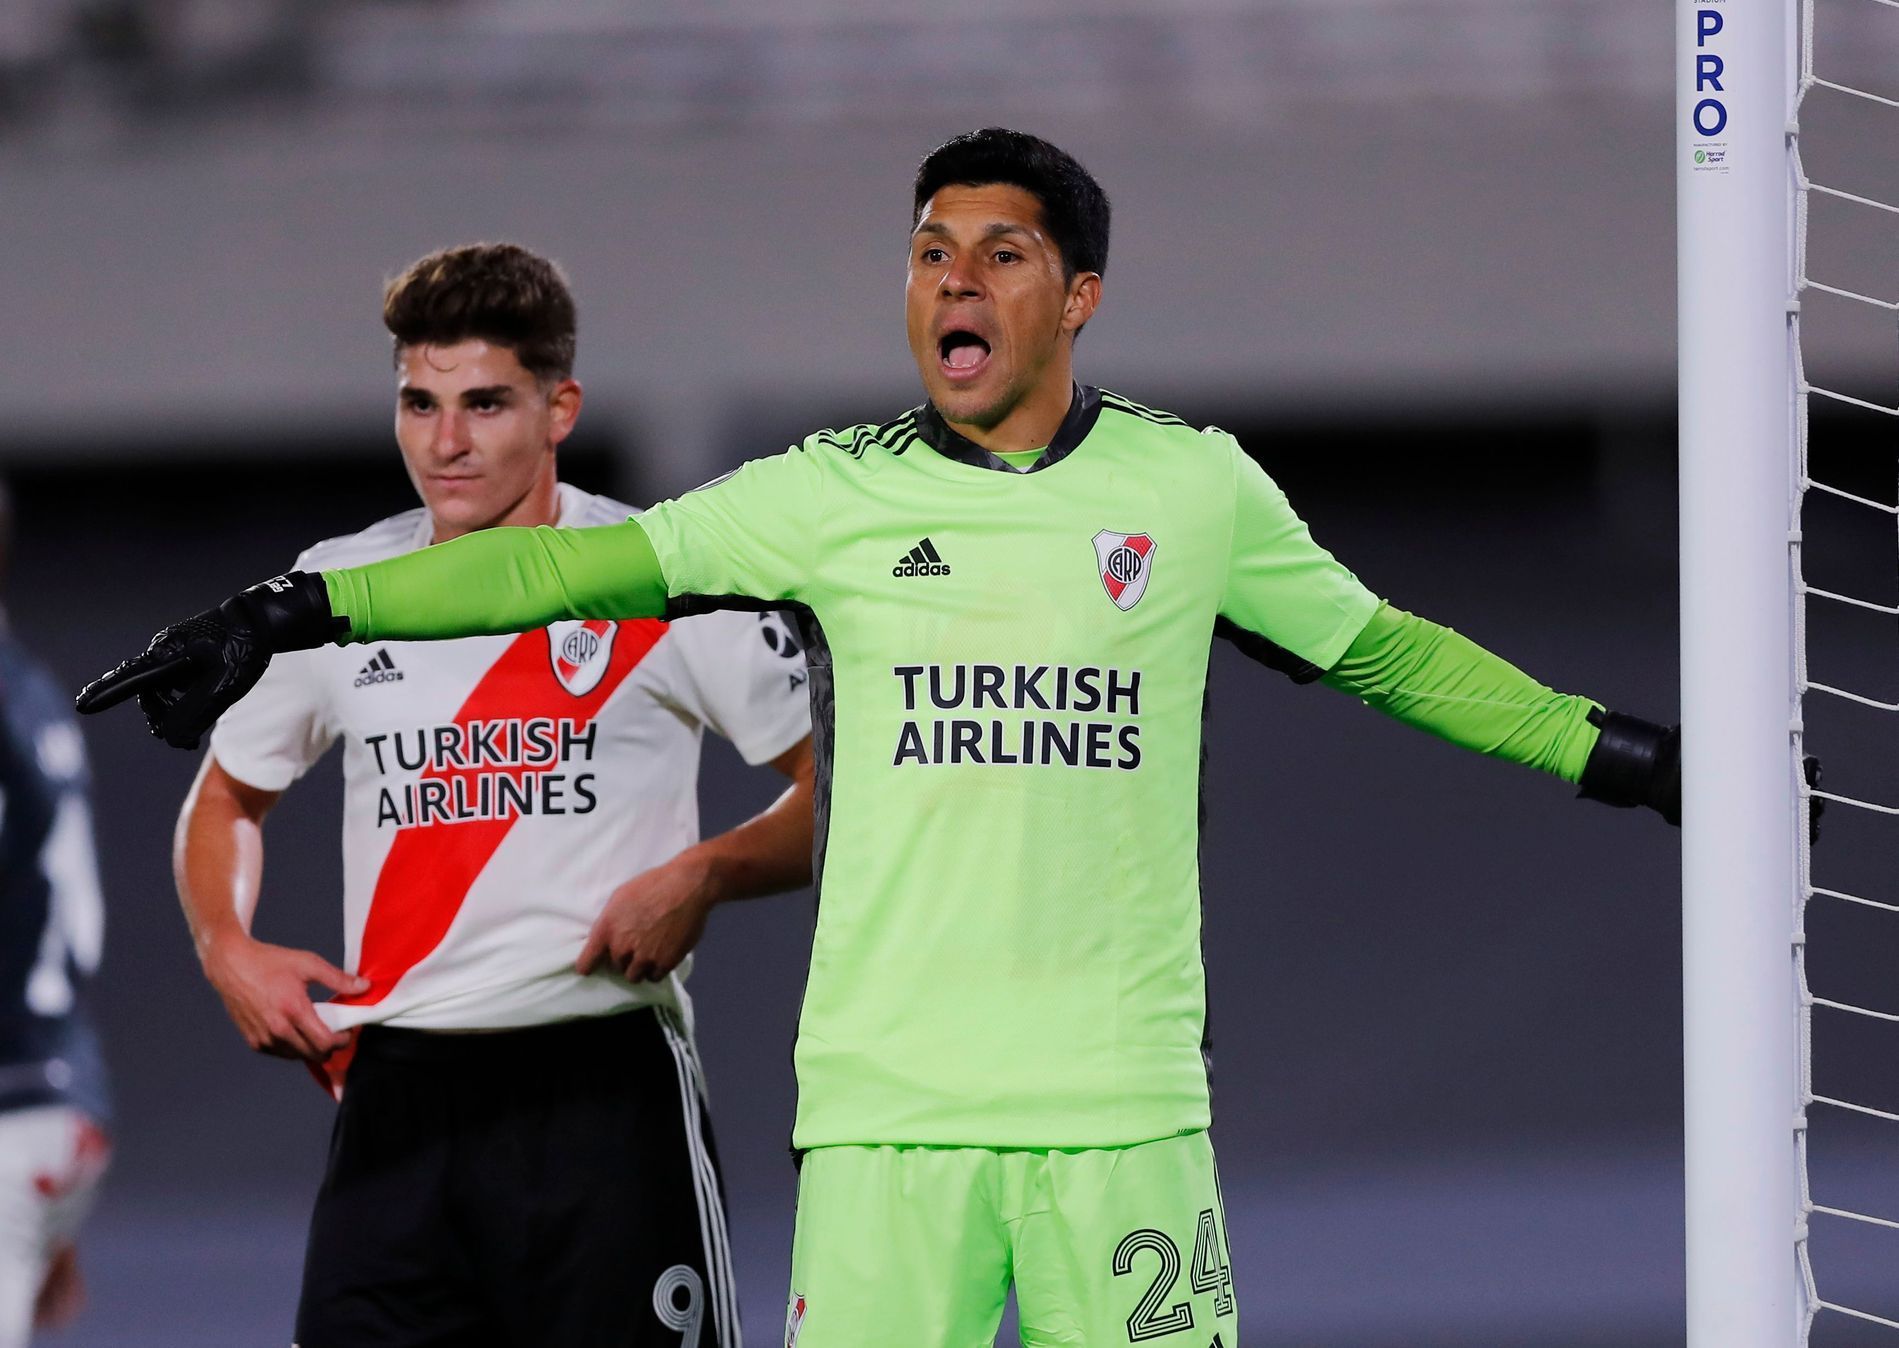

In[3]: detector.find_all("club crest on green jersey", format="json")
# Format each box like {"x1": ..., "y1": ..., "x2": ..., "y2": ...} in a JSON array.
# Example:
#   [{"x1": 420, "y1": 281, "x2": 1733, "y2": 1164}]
[
  {"x1": 547, "y1": 619, "x2": 618, "y2": 696},
  {"x1": 1093, "y1": 530, "x2": 1156, "y2": 611}
]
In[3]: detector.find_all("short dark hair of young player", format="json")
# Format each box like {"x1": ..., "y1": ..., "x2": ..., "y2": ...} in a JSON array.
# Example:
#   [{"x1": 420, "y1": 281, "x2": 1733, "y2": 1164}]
[
  {"x1": 382, "y1": 243, "x2": 578, "y2": 382},
  {"x1": 913, "y1": 128, "x2": 1111, "y2": 282}
]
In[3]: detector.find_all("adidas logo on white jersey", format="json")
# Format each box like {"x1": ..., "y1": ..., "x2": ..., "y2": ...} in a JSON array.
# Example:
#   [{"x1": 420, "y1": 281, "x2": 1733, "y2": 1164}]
[
  {"x1": 893, "y1": 537, "x2": 951, "y2": 577},
  {"x1": 353, "y1": 649, "x2": 404, "y2": 688}
]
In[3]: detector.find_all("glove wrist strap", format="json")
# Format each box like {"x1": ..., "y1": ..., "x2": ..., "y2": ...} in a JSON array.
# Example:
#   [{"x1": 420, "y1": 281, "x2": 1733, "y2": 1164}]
[
  {"x1": 225, "y1": 571, "x2": 348, "y2": 652},
  {"x1": 1577, "y1": 708, "x2": 1681, "y2": 824}
]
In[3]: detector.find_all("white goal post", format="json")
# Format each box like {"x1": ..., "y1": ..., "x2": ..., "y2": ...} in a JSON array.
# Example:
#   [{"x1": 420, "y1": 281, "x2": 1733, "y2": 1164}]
[{"x1": 1676, "y1": 2, "x2": 1803, "y2": 1346}]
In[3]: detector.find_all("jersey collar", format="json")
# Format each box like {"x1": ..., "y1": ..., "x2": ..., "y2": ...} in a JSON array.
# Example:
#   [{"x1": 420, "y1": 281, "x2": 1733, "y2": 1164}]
[{"x1": 912, "y1": 384, "x2": 1103, "y2": 474}]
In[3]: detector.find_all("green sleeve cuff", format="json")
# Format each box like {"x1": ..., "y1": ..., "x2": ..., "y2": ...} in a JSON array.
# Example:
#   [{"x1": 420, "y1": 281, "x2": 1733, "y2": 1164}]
[
  {"x1": 322, "y1": 568, "x2": 367, "y2": 644},
  {"x1": 1320, "y1": 603, "x2": 1603, "y2": 783},
  {"x1": 320, "y1": 518, "x2": 669, "y2": 645}
]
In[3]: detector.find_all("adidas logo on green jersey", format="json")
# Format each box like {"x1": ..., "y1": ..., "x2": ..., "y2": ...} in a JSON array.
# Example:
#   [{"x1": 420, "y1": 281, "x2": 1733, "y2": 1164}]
[{"x1": 893, "y1": 537, "x2": 951, "y2": 577}]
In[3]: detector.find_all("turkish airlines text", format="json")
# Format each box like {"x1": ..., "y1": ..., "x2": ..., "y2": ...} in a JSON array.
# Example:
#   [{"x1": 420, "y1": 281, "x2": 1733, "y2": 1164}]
[
  {"x1": 366, "y1": 717, "x2": 600, "y2": 827},
  {"x1": 889, "y1": 663, "x2": 1143, "y2": 770}
]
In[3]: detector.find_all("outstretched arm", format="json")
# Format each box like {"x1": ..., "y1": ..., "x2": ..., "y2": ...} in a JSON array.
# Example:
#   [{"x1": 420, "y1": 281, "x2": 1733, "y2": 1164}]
[
  {"x1": 323, "y1": 518, "x2": 669, "y2": 643},
  {"x1": 77, "y1": 519, "x2": 670, "y2": 748},
  {"x1": 1317, "y1": 603, "x2": 1602, "y2": 780},
  {"x1": 83, "y1": 441, "x2": 830, "y2": 748},
  {"x1": 1313, "y1": 603, "x2": 1679, "y2": 822}
]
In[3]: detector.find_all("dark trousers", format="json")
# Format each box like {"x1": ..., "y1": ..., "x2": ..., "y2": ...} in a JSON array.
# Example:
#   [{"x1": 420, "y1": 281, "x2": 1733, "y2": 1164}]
[{"x1": 295, "y1": 1007, "x2": 738, "y2": 1347}]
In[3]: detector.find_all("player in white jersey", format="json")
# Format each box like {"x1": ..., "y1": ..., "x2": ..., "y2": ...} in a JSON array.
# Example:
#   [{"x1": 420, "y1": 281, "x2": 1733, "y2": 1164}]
[{"x1": 174, "y1": 244, "x2": 814, "y2": 1348}]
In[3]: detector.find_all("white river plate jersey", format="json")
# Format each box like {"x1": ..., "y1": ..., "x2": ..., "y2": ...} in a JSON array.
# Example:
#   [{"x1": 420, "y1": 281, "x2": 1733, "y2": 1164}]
[{"x1": 210, "y1": 484, "x2": 811, "y2": 1054}]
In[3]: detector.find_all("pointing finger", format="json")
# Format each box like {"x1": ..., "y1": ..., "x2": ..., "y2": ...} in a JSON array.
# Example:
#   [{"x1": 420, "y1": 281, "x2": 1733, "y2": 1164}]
[{"x1": 74, "y1": 653, "x2": 193, "y2": 714}]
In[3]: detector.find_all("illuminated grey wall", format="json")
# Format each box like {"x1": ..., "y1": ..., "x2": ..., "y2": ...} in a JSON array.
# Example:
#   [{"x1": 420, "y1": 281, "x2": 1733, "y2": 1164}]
[{"x1": 0, "y1": 101, "x2": 1694, "y2": 480}]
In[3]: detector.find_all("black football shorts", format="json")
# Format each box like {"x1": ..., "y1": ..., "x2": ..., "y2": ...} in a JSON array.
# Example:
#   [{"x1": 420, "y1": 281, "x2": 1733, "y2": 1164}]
[{"x1": 295, "y1": 1006, "x2": 738, "y2": 1347}]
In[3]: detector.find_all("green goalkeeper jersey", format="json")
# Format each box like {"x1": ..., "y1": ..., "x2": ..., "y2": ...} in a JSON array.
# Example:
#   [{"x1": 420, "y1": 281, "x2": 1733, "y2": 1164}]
[
  {"x1": 325, "y1": 386, "x2": 1604, "y2": 1148},
  {"x1": 637, "y1": 387, "x2": 1379, "y2": 1148}
]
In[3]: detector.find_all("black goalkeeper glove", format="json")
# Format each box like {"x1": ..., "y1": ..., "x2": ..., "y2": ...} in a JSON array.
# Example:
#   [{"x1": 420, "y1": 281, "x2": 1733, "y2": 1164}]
[
  {"x1": 1577, "y1": 709, "x2": 1680, "y2": 825},
  {"x1": 75, "y1": 571, "x2": 347, "y2": 750},
  {"x1": 1577, "y1": 707, "x2": 1825, "y2": 843}
]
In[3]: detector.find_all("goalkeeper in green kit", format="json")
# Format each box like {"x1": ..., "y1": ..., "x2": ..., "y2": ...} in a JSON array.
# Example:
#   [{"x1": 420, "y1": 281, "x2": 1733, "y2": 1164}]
[{"x1": 80, "y1": 130, "x2": 1681, "y2": 1345}]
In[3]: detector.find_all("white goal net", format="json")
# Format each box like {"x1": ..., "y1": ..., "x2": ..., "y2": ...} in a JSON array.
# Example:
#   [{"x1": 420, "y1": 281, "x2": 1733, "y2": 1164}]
[{"x1": 1791, "y1": 0, "x2": 1899, "y2": 1341}]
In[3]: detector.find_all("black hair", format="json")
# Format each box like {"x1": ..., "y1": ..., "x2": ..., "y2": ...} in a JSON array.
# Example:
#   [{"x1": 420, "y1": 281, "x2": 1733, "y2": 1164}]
[{"x1": 912, "y1": 128, "x2": 1110, "y2": 281}]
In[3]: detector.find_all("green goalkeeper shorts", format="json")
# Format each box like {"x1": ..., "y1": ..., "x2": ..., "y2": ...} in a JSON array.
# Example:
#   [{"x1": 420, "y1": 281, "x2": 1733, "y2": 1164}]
[{"x1": 783, "y1": 1130, "x2": 1238, "y2": 1348}]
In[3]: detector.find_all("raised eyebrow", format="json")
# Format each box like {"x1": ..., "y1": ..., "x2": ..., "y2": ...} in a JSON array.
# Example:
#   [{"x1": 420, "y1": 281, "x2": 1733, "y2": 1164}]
[{"x1": 979, "y1": 223, "x2": 1035, "y2": 244}]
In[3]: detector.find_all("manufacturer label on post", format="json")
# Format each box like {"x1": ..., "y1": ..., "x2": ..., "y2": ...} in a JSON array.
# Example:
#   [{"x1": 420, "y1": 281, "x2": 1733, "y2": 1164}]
[{"x1": 1689, "y1": 0, "x2": 1733, "y2": 174}]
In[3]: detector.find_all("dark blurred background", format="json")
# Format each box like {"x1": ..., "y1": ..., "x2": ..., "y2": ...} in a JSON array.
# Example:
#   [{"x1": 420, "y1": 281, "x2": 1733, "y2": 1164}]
[{"x1": 2, "y1": 1, "x2": 1896, "y2": 1344}]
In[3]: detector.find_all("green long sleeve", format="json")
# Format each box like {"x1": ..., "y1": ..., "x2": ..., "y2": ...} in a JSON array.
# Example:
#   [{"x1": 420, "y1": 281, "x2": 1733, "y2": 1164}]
[
  {"x1": 320, "y1": 519, "x2": 669, "y2": 643},
  {"x1": 1321, "y1": 603, "x2": 1602, "y2": 783}
]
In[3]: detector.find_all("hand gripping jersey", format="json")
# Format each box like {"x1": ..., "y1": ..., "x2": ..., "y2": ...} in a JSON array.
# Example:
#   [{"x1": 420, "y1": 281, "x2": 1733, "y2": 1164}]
[
  {"x1": 210, "y1": 485, "x2": 810, "y2": 1041},
  {"x1": 634, "y1": 387, "x2": 1382, "y2": 1150}
]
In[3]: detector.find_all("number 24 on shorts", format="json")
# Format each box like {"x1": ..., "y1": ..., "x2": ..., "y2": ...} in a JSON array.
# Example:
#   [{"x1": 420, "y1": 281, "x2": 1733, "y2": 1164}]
[{"x1": 1113, "y1": 1207, "x2": 1234, "y2": 1343}]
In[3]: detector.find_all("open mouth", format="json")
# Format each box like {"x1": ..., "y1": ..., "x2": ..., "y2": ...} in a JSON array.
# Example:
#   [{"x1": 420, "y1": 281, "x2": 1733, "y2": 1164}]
[{"x1": 938, "y1": 329, "x2": 992, "y2": 379}]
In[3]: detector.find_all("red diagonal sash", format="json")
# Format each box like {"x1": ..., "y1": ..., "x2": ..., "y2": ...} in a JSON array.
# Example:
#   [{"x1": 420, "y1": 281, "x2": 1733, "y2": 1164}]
[{"x1": 313, "y1": 620, "x2": 666, "y2": 1095}]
